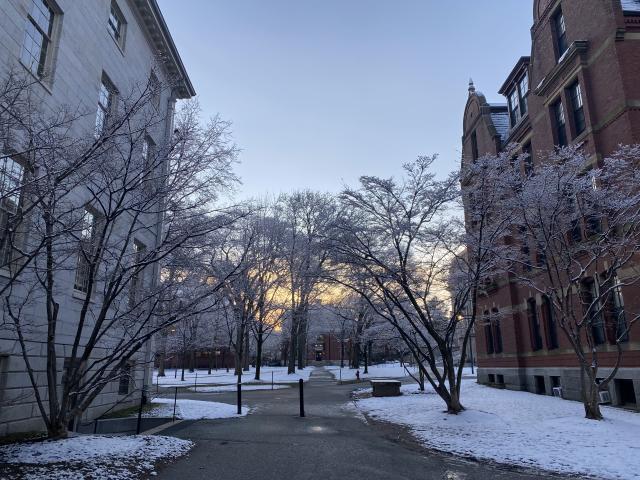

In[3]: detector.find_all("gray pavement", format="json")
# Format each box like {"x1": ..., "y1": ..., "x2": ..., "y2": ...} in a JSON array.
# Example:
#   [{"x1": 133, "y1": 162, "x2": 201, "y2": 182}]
[{"x1": 154, "y1": 368, "x2": 572, "y2": 480}]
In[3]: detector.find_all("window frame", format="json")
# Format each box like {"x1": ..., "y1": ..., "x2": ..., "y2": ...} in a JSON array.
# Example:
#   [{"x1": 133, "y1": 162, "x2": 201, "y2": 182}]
[
  {"x1": 21, "y1": 0, "x2": 56, "y2": 79},
  {"x1": 108, "y1": 1, "x2": 127, "y2": 50},
  {"x1": 553, "y1": 8, "x2": 569, "y2": 61},
  {"x1": 568, "y1": 81, "x2": 586, "y2": 137},
  {"x1": 552, "y1": 99, "x2": 568, "y2": 148},
  {"x1": 527, "y1": 298, "x2": 543, "y2": 351},
  {"x1": 73, "y1": 206, "x2": 100, "y2": 294},
  {"x1": 95, "y1": 74, "x2": 117, "y2": 138},
  {"x1": 0, "y1": 157, "x2": 25, "y2": 270}
]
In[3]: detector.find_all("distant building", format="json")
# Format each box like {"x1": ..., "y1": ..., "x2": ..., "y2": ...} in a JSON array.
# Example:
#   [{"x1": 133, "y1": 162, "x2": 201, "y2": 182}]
[
  {"x1": 461, "y1": 0, "x2": 640, "y2": 407},
  {"x1": 0, "y1": 0, "x2": 193, "y2": 434}
]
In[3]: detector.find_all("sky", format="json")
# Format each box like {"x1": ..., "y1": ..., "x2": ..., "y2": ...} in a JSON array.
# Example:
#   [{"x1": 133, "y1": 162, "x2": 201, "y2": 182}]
[{"x1": 157, "y1": 1, "x2": 533, "y2": 199}]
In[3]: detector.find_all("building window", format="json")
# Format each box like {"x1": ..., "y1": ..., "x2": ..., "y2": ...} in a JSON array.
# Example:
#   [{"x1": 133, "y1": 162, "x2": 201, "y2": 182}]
[
  {"x1": 95, "y1": 74, "x2": 116, "y2": 137},
  {"x1": 491, "y1": 308, "x2": 503, "y2": 354},
  {"x1": 602, "y1": 274, "x2": 629, "y2": 344},
  {"x1": 129, "y1": 240, "x2": 146, "y2": 308},
  {"x1": 108, "y1": 1, "x2": 126, "y2": 48},
  {"x1": 74, "y1": 208, "x2": 99, "y2": 294},
  {"x1": 118, "y1": 363, "x2": 131, "y2": 395},
  {"x1": 483, "y1": 310, "x2": 494, "y2": 354},
  {"x1": 518, "y1": 72, "x2": 529, "y2": 116},
  {"x1": 541, "y1": 295, "x2": 559, "y2": 350},
  {"x1": 569, "y1": 81, "x2": 585, "y2": 136},
  {"x1": 580, "y1": 277, "x2": 606, "y2": 345},
  {"x1": 21, "y1": 0, "x2": 55, "y2": 78},
  {"x1": 0, "y1": 158, "x2": 25, "y2": 268},
  {"x1": 508, "y1": 89, "x2": 520, "y2": 126},
  {"x1": 527, "y1": 298, "x2": 543, "y2": 351},
  {"x1": 552, "y1": 100, "x2": 567, "y2": 147},
  {"x1": 470, "y1": 131, "x2": 478, "y2": 162},
  {"x1": 554, "y1": 9, "x2": 568, "y2": 60}
]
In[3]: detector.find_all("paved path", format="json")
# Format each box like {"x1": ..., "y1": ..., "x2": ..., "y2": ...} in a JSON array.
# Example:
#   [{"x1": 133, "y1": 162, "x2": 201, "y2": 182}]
[{"x1": 155, "y1": 368, "x2": 568, "y2": 480}]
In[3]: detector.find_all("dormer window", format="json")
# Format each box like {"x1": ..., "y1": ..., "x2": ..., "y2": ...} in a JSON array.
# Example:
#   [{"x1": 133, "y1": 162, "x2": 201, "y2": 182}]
[
  {"x1": 507, "y1": 71, "x2": 529, "y2": 127},
  {"x1": 554, "y1": 9, "x2": 568, "y2": 60}
]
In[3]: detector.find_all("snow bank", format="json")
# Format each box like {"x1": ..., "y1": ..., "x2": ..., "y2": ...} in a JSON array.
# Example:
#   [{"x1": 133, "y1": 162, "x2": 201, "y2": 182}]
[
  {"x1": 148, "y1": 397, "x2": 249, "y2": 419},
  {"x1": 153, "y1": 366, "x2": 315, "y2": 387},
  {"x1": 189, "y1": 384, "x2": 289, "y2": 393},
  {"x1": 326, "y1": 362, "x2": 475, "y2": 381},
  {"x1": 355, "y1": 381, "x2": 640, "y2": 479},
  {"x1": 0, "y1": 434, "x2": 193, "y2": 479}
]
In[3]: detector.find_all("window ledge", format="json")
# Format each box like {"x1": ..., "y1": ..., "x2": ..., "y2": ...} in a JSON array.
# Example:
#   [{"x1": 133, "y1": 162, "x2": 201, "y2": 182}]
[
  {"x1": 534, "y1": 40, "x2": 589, "y2": 97},
  {"x1": 72, "y1": 289, "x2": 95, "y2": 303},
  {"x1": 18, "y1": 60, "x2": 53, "y2": 95},
  {"x1": 108, "y1": 29, "x2": 126, "y2": 57}
]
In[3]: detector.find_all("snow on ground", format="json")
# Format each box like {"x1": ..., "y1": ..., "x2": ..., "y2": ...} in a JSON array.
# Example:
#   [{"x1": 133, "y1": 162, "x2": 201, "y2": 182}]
[
  {"x1": 354, "y1": 380, "x2": 640, "y2": 480},
  {"x1": 146, "y1": 397, "x2": 249, "y2": 419},
  {"x1": 326, "y1": 362, "x2": 476, "y2": 382},
  {"x1": 153, "y1": 366, "x2": 314, "y2": 387},
  {"x1": 189, "y1": 384, "x2": 289, "y2": 393},
  {"x1": 0, "y1": 434, "x2": 193, "y2": 479}
]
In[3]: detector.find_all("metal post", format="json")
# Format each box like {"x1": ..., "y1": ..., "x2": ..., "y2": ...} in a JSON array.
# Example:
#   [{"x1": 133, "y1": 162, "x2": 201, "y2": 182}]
[
  {"x1": 271, "y1": 371, "x2": 274, "y2": 390},
  {"x1": 93, "y1": 418, "x2": 98, "y2": 434},
  {"x1": 172, "y1": 387, "x2": 178, "y2": 421},
  {"x1": 237, "y1": 382, "x2": 242, "y2": 415},
  {"x1": 299, "y1": 378, "x2": 305, "y2": 417},
  {"x1": 339, "y1": 367, "x2": 342, "y2": 383},
  {"x1": 470, "y1": 337, "x2": 475, "y2": 375},
  {"x1": 194, "y1": 370, "x2": 198, "y2": 392},
  {"x1": 136, "y1": 390, "x2": 145, "y2": 435}
]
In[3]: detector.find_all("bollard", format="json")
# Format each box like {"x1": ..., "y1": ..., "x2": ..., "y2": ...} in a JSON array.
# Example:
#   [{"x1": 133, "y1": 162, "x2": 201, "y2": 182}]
[
  {"x1": 299, "y1": 378, "x2": 305, "y2": 417},
  {"x1": 237, "y1": 382, "x2": 242, "y2": 415},
  {"x1": 172, "y1": 387, "x2": 178, "y2": 421},
  {"x1": 135, "y1": 390, "x2": 145, "y2": 435}
]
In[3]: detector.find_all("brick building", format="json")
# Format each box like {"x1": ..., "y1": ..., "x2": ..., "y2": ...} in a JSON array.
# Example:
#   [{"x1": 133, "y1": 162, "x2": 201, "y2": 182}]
[
  {"x1": 461, "y1": 0, "x2": 640, "y2": 407},
  {"x1": 0, "y1": 0, "x2": 193, "y2": 434}
]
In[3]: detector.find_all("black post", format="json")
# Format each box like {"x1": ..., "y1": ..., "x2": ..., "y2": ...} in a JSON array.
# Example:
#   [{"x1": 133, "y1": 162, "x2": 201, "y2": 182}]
[
  {"x1": 135, "y1": 390, "x2": 145, "y2": 434},
  {"x1": 173, "y1": 387, "x2": 178, "y2": 421},
  {"x1": 237, "y1": 382, "x2": 242, "y2": 415},
  {"x1": 299, "y1": 378, "x2": 305, "y2": 417},
  {"x1": 93, "y1": 418, "x2": 98, "y2": 434}
]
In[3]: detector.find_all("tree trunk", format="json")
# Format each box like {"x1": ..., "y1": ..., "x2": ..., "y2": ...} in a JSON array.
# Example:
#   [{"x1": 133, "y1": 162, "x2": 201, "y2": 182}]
[
  {"x1": 157, "y1": 352, "x2": 165, "y2": 377},
  {"x1": 352, "y1": 341, "x2": 360, "y2": 369},
  {"x1": 243, "y1": 328, "x2": 250, "y2": 372},
  {"x1": 363, "y1": 343, "x2": 369, "y2": 374},
  {"x1": 180, "y1": 351, "x2": 186, "y2": 381},
  {"x1": 582, "y1": 368, "x2": 603, "y2": 420},
  {"x1": 255, "y1": 330, "x2": 263, "y2": 381},
  {"x1": 189, "y1": 350, "x2": 195, "y2": 373},
  {"x1": 287, "y1": 319, "x2": 297, "y2": 374},
  {"x1": 340, "y1": 335, "x2": 345, "y2": 369},
  {"x1": 297, "y1": 311, "x2": 307, "y2": 370},
  {"x1": 207, "y1": 349, "x2": 213, "y2": 375}
]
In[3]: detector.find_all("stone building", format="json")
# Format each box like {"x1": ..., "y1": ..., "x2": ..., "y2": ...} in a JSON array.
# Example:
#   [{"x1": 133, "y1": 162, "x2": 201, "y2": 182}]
[
  {"x1": 0, "y1": 0, "x2": 193, "y2": 434},
  {"x1": 461, "y1": 0, "x2": 640, "y2": 407}
]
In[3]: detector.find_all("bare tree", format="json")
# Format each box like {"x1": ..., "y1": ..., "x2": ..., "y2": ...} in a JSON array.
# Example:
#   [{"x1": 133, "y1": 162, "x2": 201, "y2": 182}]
[
  {"x1": 277, "y1": 191, "x2": 336, "y2": 373},
  {"x1": 485, "y1": 145, "x2": 640, "y2": 419},
  {"x1": 332, "y1": 156, "x2": 505, "y2": 413},
  {"x1": 0, "y1": 70, "x2": 239, "y2": 438}
]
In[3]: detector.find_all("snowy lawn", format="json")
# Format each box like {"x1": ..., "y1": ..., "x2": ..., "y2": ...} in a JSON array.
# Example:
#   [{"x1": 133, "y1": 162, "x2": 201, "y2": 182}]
[
  {"x1": 0, "y1": 434, "x2": 192, "y2": 479},
  {"x1": 146, "y1": 397, "x2": 249, "y2": 419},
  {"x1": 188, "y1": 384, "x2": 289, "y2": 393},
  {"x1": 326, "y1": 362, "x2": 476, "y2": 381},
  {"x1": 153, "y1": 366, "x2": 314, "y2": 387},
  {"x1": 354, "y1": 380, "x2": 640, "y2": 480}
]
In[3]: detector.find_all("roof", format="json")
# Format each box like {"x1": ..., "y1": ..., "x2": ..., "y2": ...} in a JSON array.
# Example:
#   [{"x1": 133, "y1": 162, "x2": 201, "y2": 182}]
[
  {"x1": 133, "y1": 0, "x2": 196, "y2": 99},
  {"x1": 498, "y1": 56, "x2": 530, "y2": 95},
  {"x1": 489, "y1": 105, "x2": 510, "y2": 143},
  {"x1": 621, "y1": 0, "x2": 640, "y2": 13}
]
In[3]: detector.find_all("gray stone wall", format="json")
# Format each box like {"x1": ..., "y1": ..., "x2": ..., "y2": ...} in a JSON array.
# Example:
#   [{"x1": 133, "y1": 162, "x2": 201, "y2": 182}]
[{"x1": 0, "y1": 0, "x2": 185, "y2": 435}]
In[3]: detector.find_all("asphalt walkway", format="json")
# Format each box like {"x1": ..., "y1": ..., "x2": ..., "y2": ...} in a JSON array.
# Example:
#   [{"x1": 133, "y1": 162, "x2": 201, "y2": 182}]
[{"x1": 155, "y1": 367, "x2": 570, "y2": 480}]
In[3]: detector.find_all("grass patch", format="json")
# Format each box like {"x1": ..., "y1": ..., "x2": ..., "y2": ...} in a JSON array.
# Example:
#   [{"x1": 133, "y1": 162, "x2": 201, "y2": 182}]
[
  {"x1": 102, "y1": 402, "x2": 162, "y2": 419},
  {"x1": 0, "y1": 430, "x2": 47, "y2": 445}
]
